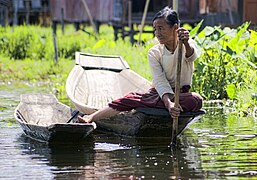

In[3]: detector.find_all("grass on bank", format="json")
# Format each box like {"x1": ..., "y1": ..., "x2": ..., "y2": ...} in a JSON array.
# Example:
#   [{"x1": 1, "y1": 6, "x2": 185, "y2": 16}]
[{"x1": 0, "y1": 24, "x2": 155, "y2": 100}]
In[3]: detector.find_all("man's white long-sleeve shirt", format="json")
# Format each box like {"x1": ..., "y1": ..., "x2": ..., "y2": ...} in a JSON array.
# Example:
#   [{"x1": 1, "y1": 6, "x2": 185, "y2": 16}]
[{"x1": 148, "y1": 39, "x2": 199, "y2": 99}]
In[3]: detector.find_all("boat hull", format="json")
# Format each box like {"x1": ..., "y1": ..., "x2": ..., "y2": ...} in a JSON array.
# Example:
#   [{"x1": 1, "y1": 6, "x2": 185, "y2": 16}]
[
  {"x1": 16, "y1": 119, "x2": 95, "y2": 142},
  {"x1": 95, "y1": 109, "x2": 205, "y2": 137}
]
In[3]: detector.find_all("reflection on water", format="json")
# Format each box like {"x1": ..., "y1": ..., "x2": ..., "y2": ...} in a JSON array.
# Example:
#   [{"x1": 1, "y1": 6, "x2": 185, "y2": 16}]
[
  {"x1": 17, "y1": 134, "x2": 95, "y2": 179},
  {"x1": 94, "y1": 142, "x2": 131, "y2": 151},
  {"x1": 14, "y1": 132, "x2": 205, "y2": 179},
  {"x1": 1, "y1": 82, "x2": 257, "y2": 179}
]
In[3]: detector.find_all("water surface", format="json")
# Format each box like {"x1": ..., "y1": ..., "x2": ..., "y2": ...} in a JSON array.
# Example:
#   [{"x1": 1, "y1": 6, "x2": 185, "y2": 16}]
[{"x1": 1, "y1": 82, "x2": 257, "y2": 179}]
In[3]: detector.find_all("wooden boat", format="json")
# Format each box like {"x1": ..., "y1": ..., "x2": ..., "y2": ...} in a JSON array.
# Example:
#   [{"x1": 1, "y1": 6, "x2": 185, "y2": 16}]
[
  {"x1": 66, "y1": 52, "x2": 205, "y2": 137},
  {"x1": 14, "y1": 93, "x2": 96, "y2": 142}
]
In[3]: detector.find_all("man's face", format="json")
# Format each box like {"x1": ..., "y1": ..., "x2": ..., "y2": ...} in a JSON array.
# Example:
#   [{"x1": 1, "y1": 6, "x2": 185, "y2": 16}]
[{"x1": 153, "y1": 18, "x2": 175, "y2": 44}]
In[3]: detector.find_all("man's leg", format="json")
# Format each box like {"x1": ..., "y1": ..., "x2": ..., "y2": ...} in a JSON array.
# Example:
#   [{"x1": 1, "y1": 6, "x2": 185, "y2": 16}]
[
  {"x1": 78, "y1": 106, "x2": 120, "y2": 123},
  {"x1": 179, "y1": 92, "x2": 203, "y2": 112}
]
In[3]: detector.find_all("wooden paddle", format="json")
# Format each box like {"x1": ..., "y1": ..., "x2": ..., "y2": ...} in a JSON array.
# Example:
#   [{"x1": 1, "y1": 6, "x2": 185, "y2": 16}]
[{"x1": 171, "y1": 40, "x2": 183, "y2": 147}]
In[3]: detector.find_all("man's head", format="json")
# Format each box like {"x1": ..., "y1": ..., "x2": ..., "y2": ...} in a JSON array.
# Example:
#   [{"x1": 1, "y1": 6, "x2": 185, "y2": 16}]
[
  {"x1": 153, "y1": 7, "x2": 180, "y2": 45},
  {"x1": 153, "y1": 7, "x2": 180, "y2": 27}
]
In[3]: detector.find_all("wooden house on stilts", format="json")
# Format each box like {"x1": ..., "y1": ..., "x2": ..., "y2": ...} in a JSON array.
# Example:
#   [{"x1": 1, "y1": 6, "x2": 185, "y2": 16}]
[{"x1": 1, "y1": 0, "x2": 257, "y2": 43}]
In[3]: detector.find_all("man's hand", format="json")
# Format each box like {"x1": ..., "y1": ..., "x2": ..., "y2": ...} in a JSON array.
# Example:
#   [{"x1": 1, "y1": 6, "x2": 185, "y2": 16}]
[
  {"x1": 162, "y1": 93, "x2": 183, "y2": 118},
  {"x1": 168, "y1": 102, "x2": 182, "y2": 118},
  {"x1": 177, "y1": 27, "x2": 194, "y2": 57},
  {"x1": 177, "y1": 27, "x2": 189, "y2": 44}
]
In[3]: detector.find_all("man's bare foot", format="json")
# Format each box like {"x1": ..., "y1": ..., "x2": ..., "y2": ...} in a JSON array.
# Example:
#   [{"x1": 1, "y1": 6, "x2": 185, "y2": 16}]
[{"x1": 77, "y1": 115, "x2": 92, "y2": 123}]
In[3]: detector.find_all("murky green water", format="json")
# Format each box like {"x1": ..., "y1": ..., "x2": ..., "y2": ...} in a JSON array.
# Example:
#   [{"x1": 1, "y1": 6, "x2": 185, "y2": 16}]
[{"x1": 1, "y1": 82, "x2": 257, "y2": 179}]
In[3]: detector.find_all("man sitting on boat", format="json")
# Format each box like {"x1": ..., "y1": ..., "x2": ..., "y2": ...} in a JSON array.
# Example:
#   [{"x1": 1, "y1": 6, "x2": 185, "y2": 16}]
[{"x1": 78, "y1": 6, "x2": 203, "y2": 123}]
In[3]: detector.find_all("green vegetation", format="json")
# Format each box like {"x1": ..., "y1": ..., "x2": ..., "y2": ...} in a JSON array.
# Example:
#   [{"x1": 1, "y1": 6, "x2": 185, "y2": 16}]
[
  {"x1": 191, "y1": 22, "x2": 257, "y2": 115},
  {"x1": 0, "y1": 23, "x2": 256, "y2": 115}
]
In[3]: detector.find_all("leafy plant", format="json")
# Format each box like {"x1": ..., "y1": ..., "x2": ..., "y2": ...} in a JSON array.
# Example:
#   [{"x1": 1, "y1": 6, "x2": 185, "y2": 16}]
[{"x1": 193, "y1": 22, "x2": 257, "y2": 100}]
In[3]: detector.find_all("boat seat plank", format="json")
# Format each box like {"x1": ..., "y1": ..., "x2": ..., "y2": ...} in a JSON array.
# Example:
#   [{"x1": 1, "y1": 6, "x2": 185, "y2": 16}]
[{"x1": 76, "y1": 52, "x2": 129, "y2": 71}]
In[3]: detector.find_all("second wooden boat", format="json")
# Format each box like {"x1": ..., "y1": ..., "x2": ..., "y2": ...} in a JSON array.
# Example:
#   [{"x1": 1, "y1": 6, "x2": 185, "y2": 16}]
[{"x1": 14, "y1": 93, "x2": 96, "y2": 142}]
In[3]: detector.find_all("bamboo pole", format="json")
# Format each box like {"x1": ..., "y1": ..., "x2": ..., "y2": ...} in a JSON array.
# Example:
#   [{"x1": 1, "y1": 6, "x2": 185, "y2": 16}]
[
  {"x1": 171, "y1": 40, "x2": 182, "y2": 147},
  {"x1": 81, "y1": 0, "x2": 98, "y2": 36},
  {"x1": 173, "y1": 0, "x2": 178, "y2": 12},
  {"x1": 137, "y1": 0, "x2": 150, "y2": 45}
]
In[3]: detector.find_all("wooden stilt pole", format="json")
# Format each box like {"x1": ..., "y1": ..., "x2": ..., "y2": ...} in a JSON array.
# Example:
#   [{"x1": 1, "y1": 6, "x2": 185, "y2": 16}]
[
  {"x1": 52, "y1": 21, "x2": 58, "y2": 64},
  {"x1": 137, "y1": 0, "x2": 150, "y2": 45},
  {"x1": 81, "y1": 0, "x2": 98, "y2": 36}
]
